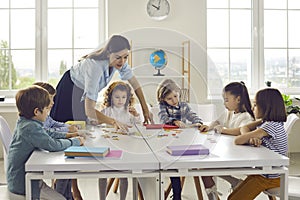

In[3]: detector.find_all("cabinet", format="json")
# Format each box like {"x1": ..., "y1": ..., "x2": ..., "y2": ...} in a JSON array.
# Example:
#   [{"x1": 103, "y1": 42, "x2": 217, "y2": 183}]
[{"x1": 129, "y1": 40, "x2": 191, "y2": 103}]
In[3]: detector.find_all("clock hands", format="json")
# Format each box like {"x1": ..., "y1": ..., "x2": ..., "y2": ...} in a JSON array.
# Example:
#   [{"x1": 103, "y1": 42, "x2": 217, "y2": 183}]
[
  {"x1": 152, "y1": 0, "x2": 162, "y2": 10},
  {"x1": 158, "y1": 0, "x2": 161, "y2": 9},
  {"x1": 152, "y1": 4, "x2": 159, "y2": 10}
]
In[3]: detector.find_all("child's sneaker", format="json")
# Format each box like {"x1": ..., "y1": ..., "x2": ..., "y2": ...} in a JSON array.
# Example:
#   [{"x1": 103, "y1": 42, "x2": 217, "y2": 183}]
[
  {"x1": 206, "y1": 185, "x2": 220, "y2": 200},
  {"x1": 229, "y1": 178, "x2": 243, "y2": 193}
]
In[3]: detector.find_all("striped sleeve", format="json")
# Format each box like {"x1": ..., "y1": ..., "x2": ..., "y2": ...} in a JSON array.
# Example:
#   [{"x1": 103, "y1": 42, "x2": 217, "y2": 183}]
[{"x1": 259, "y1": 121, "x2": 288, "y2": 156}]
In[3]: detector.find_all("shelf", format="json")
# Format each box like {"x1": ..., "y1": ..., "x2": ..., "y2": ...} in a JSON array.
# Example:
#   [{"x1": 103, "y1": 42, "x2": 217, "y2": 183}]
[{"x1": 129, "y1": 40, "x2": 191, "y2": 102}]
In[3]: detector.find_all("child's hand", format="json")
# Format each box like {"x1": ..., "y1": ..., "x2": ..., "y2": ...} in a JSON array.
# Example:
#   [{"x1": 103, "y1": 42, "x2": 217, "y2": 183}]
[
  {"x1": 68, "y1": 125, "x2": 78, "y2": 133},
  {"x1": 77, "y1": 130, "x2": 92, "y2": 138},
  {"x1": 76, "y1": 136, "x2": 86, "y2": 146},
  {"x1": 129, "y1": 106, "x2": 140, "y2": 117},
  {"x1": 174, "y1": 120, "x2": 186, "y2": 128},
  {"x1": 249, "y1": 137, "x2": 262, "y2": 147},
  {"x1": 198, "y1": 124, "x2": 209, "y2": 132},
  {"x1": 214, "y1": 125, "x2": 223, "y2": 134},
  {"x1": 66, "y1": 132, "x2": 79, "y2": 138}
]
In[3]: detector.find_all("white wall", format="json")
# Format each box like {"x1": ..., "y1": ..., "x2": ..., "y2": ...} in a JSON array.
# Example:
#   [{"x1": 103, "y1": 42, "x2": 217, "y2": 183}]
[
  {"x1": 107, "y1": 0, "x2": 206, "y2": 44},
  {"x1": 107, "y1": 0, "x2": 209, "y2": 104}
]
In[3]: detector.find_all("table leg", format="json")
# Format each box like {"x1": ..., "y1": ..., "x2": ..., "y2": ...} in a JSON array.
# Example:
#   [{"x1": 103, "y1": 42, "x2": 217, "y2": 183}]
[{"x1": 25, "y1": 173, "x2": 32, "y2": 200}]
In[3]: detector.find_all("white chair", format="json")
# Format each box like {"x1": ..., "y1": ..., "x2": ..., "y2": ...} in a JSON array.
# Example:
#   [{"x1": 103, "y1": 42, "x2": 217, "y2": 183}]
[
  {"x1": 288, "y1": 176, "x2": 300, "y2": 198},
  {"x1": 0, "y1": 115, "x2": 13, "y2": 178},
  {"x1": 0, "y1": 115, "x2": 22, "y2": 200},
  {"x1": 264, "y1": 113, "x2": 299, "y2": 199},
  {"x1": 189, "y1": 103, "x2": 217, "y2": 122},
  {"x1": 0, "y1": 115, "x2": 12, "y2": 154}
]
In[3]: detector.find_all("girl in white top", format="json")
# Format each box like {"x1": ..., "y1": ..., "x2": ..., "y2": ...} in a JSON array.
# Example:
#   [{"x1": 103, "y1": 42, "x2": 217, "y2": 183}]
[
  {"x1": 101, "y1": 81, "x2": 141, "y2": 126},
  {"x1": 202, "y1": 81, "x2": 254, "y2": 135},
  {"x1": 200, "y1": 82, "x2": 255, "y2": 198},
  {"x1": 99, "y1": 81, "x2": 140, "y2": 200}
]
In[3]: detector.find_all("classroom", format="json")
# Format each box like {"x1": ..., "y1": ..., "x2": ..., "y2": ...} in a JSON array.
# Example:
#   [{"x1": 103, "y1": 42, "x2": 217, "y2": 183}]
[{"x1": 1, "y1": 0, "x2": 300, "y2": 199}]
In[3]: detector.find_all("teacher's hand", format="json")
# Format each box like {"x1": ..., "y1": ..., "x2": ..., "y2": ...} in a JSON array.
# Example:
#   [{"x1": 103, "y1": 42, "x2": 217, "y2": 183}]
[{"x1": 143, "y1": 111, "x2": 154, "y2": 124}]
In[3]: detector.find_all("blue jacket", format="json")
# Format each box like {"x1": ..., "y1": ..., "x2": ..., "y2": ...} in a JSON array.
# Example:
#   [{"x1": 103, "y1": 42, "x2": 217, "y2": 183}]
[
  {"x1": 44, "y1": 115, "x2": 69, "y2": 133},
  {"x1": 7, "y1": 117, "x2": 80, "y2": 197}
]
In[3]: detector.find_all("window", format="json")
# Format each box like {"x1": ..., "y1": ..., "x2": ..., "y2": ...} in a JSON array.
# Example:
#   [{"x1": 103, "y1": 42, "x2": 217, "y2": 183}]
[
  {"x1": 0, "y1": 0, "x2": 105, "y2": 97},
  {"x1": 207, "y1": 0, "x2": 300, "y2": 97},
  {"x1": 264, "y1": 0, "x2": 300, "y2": 92}
]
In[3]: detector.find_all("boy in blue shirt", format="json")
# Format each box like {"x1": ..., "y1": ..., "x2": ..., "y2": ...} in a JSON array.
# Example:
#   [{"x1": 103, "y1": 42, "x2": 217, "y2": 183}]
[
  {"x1": 33, "y1": 82, "x2": 78, "y2": 134},
  {"x1": 33, "y1": 81, "x2": 83, "y2": 200},
  {"x1": 7, "y1": 85, "x2": 85, "y2": 199}
]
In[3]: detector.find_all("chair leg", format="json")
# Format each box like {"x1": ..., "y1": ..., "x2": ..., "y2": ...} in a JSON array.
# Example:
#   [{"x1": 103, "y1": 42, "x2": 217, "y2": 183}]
[
  {"x1": 106, "y1": 178, "x2": 115, "y2": 196},
  {"x1": 138, "y1": 182, "x2": 144, "y2": 200},
  {"x1": 113, "y1": 178, "x2": 120, "y2": 193},
  {"x1": 164, "y1": 182, "x2": 172, "y2": 200},
  {"x1": 268, "y1": 195, "x2": 277, "y2": 200},
  {"x1": 180, "y1": 176, "x2": 186, "y2": 188},
  {"x1": 72, "y1": 179, "x2": 83, "y2": 200},
  {"x1": 193, "y1": 176, "x2": 204, "y2": 200},
  {"x1": 51, "y1": 179, "x2": 56, "y2": 189}
]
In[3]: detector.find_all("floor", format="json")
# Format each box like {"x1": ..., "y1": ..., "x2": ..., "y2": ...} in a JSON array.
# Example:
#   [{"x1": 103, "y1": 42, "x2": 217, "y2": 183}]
[{"x1": 1, "y1": 153, "x2": 300, "y2": 200}]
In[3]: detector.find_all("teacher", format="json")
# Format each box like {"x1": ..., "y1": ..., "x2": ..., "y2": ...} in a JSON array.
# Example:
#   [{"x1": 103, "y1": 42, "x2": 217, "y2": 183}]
[{"x1": 50, "y1": 35, "x2": 152, "y2": 130}]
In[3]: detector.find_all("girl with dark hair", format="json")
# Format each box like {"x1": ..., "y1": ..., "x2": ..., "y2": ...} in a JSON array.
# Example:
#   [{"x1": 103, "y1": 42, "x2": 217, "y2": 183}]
[
  {"x1": 203, "y1": 81, "x2": 254, "y2": 135},
  {"x1": 229, "y1": 88, "x2": 287, "y2": 200},
  {"x1": 201, "y1": 82, "x2": 255, "y2": 196}
]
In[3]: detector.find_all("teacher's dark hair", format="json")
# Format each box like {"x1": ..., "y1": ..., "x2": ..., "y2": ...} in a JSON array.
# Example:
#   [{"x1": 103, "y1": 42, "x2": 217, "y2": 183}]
[{"x1": 80, "y1": 35, "x2": 131, "y2": 61}]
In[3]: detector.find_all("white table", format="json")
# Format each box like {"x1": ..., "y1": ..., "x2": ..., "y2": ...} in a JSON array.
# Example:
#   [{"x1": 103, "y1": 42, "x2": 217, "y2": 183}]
[
  {"x1": 25, "y1": 126, "x2": 289, "y2": 199},
  {"x1": 25, "y1": 127, "x2": 161, "y2": 200},
  {"x1": 142, "y1": 127, "x2": 289, "y2": 199}
]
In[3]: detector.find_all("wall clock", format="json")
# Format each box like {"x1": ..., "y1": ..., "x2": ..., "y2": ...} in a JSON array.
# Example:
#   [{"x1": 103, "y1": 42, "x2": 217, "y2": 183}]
[{"x1": 146, "y1": 0, "x2": 170, "y2": 21}]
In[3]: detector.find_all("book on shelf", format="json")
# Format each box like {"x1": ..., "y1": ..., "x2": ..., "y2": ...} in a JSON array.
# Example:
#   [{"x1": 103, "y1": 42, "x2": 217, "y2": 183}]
[
  {"x1": 145, "y1": 124, "x2": 178, "y2": 129},
  {"x1": 166, "y1": 144, "x2": 209, "y2": 156},
  {"x1": 64, "y1": 146, "x2": 110, "y2": 158}
]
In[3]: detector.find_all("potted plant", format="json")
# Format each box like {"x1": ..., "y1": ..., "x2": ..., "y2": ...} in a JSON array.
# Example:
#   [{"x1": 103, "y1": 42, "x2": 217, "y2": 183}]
[{"x1": 282, "y1": 94, "x2": 300, "y2": 115}]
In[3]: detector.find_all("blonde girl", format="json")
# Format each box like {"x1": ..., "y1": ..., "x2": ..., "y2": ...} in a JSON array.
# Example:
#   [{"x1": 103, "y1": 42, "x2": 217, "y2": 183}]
[{"x1": 99, "y1": 81, "x2": 140, "y2": 200}]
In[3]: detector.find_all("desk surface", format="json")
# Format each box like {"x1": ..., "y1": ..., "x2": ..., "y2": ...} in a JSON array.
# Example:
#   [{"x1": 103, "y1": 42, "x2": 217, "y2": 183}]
[
  {"x1": 26, "y1": 126, "x2": 289, "y2": 172},
  {"x1": 142, "y1": 128, "x2": 289, "y2": 169},
  {"x1": 25, "y1": 127, "x2": 159, "y2": 172}
]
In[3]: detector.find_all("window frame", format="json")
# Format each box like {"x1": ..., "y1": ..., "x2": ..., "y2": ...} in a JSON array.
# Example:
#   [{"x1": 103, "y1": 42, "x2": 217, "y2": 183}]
[
  {"x1": 206, "y1": 0, "x2": 300, "y2": 99},
  {"x1": 0, "y1": 0, "x2": 107, "y2": 98}
]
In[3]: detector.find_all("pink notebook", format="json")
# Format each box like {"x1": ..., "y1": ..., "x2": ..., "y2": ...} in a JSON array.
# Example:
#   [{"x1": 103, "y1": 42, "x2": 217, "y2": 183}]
[
  {"x1": 145, "y1": 124, "x2": 178, "y2": 129},
  {"x1": 105, "y1": 150, "x2": 123, "y2": 158}
]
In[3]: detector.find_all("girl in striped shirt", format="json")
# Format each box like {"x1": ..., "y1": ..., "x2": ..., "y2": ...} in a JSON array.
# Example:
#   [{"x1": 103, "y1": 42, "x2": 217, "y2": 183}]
[{"x1": 228, "y1": 88, "x2": 287, "y2": 200}]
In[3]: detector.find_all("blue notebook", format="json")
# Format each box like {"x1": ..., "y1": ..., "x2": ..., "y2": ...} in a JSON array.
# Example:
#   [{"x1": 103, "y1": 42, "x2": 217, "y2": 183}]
[
  {"x1": 64, "y1": 146, "x2": 110, "y2": 158},
  {"x1": 166, "y1": 144, "x2": 209, "y2": 156}
]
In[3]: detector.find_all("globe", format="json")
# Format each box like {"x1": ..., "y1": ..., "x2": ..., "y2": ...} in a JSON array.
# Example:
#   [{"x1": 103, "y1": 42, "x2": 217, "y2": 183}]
[{"x1": 149, "y1": 49, "x2": 168, "y2": 76}]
